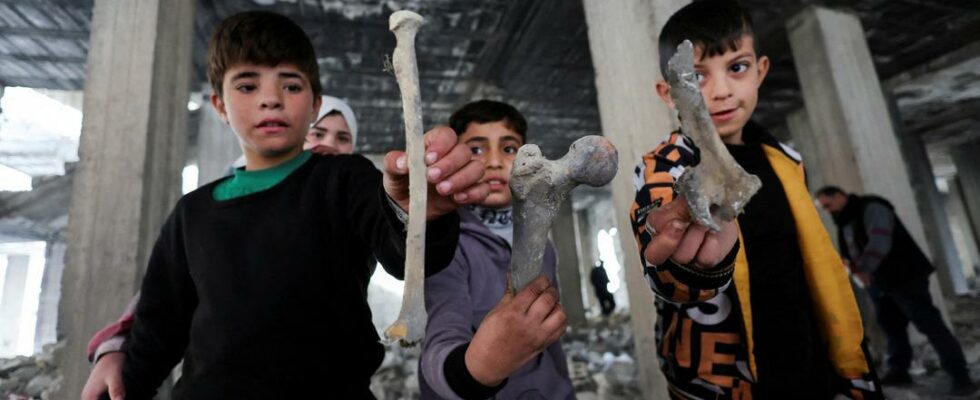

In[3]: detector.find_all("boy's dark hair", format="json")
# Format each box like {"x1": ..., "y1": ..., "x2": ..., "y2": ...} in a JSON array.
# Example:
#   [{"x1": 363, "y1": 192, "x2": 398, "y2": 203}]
[
  {"x1": 449, "y1": 100, "x2": 528, "y2": 141},
  {"x1": 815, "y1": 186, "x2": 847, "y2": 197},
  {"x1": 208, "y1": 11, "x2": 321, "y2": 99},
  {"x1": 658, "y1": 0, "x2": 758, "y2": 78}
]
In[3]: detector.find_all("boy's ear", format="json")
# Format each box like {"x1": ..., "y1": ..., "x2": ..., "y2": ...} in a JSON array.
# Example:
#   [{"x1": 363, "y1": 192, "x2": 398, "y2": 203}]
[
  {"x1": 755, "y1": 55, "x2": 771, "y2": 88},
  {"x1": 210, "y1": 93, "x2": 229, "y2": 125},
  {"x1": 655, "y1": 80, "x2": 675, "y2": 108},
  {"x1": 311, "y1": 95, "x2": 322, "y2": 124}
]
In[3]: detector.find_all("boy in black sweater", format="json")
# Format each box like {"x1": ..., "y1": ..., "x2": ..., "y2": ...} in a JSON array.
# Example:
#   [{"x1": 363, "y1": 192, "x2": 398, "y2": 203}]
[
  {"x1": 630, "y1": 1, "x2": 881, "y2": 399},
  {"x1": 115, "y1": 11, "x2": 488, "y2": 399}
]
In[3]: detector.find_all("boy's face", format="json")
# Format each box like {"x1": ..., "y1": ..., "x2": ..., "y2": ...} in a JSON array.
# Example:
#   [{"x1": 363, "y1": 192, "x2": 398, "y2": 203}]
[
  {"x1": 656, "y1": 34, "x2": 769, "y2": 145},
  {"x1": 816, "y1": 192, "x2": 848, "y2": 215},
  {"x1": 304, "y1": 114, "x2": 353, "y2": 154},
  {"x1": 211, "y1": 62, "x2": 321, "y2": 169},
  {"x1": 459, "y1": 120, "x2": 524, "y2": 209}
]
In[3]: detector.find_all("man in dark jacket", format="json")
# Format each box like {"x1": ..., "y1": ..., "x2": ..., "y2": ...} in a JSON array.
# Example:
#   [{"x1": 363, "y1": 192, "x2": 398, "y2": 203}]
[
  {"x1": 816, "y1": 186, "x2": 975, "y2": 396},
  {"x1": 590, "y1": 260, "x2": 616, "y2": 316}
]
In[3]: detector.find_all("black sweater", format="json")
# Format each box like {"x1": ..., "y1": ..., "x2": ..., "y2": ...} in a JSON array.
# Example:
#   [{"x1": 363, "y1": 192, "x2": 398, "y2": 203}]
[{"x1": 120, "y1": 154, "x2": 460, "y2": 399}]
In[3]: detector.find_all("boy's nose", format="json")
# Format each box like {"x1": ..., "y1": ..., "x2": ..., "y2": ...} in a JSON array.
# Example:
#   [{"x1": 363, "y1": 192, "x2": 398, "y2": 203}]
[
  {"x1": 485, "y1": 151, "x2": 503, "y2": 168},
  {"x1": 709, "y1": 78, "x2": 734, "y2": 100},
  {"x1": 259, "y1": 89, "x2": 284, "y2": 109}
]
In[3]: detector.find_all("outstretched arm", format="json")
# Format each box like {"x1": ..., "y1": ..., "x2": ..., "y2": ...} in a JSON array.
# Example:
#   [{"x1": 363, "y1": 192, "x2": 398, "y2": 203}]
[{"x1": 631, "y1": 133, "x2": 739, "y2": 304}]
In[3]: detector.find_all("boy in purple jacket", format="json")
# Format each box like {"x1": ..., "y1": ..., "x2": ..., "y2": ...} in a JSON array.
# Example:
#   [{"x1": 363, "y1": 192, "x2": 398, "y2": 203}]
[{"x1": 420, "y1": 100, "x2": 574, "y2": 399}]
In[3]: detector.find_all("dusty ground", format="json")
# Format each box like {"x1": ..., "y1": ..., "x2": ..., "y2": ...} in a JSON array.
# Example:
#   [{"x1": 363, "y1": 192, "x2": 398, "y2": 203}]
[
  {"x1": 3, "y1": 285, "x2": 977, "y2": 399},
  {"x1": 879, "y1": 292, "x2": 980, "y2": 399}
]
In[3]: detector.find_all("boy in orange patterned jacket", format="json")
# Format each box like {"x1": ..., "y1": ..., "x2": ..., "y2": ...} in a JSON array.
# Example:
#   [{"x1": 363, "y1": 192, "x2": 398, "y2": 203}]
[{"x1": 630, "y1": 2, "x2": 881, "y2": 399}]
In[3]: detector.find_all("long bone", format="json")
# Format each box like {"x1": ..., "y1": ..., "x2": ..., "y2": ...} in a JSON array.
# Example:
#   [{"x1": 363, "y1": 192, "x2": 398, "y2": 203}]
[
  {"x1": 384, "y1": 10, "x2": 427, "y2": 346},
  {"x1": 510, "y1": 136, "x2": 618, "y2": 291},
  {"x1": 667, "y1": 40, "x2": 761, "y2": 231}
]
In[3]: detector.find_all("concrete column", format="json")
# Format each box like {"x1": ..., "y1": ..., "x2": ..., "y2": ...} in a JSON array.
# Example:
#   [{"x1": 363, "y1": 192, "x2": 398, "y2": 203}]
[
  {"x1": 947, "y1": 178, "x2": 980, "y2": 279},
  {"x1": 0, "y1": 255, "x2": 30, "y2": 357},
  {"x1": 787, "y1": 6, "x2": 950, "y2": 312},
  {"x1": 785, "y1": 109, "x2": 838, "y2": 243},
  {"x1": 56, "y1": 0, "x2": 196, "y2": 397},
  {"x1": 583, "y1": 0, "x2": 688, "y2": 396},
  {"x1": 552, "y1": 199, "x2": 586, "y2": 327},
  {"x1": 34, "y1": 241, "x2": 65, "y2": 353},
  {"x1": 197, "y1": 86, "x2": 241, "y2": 185},
  {"x1": 575, "y1": 208, "x2": 599, "y2": 315},
  {"x1": 952, "y1": 139, "x2": 980, "y2": 255},
  {"x1": 884, "y1": 93, "x2": 968, "y2": 295},
  {"x1": 785, "y1": 110, "x2": 889, "y2": 357}
]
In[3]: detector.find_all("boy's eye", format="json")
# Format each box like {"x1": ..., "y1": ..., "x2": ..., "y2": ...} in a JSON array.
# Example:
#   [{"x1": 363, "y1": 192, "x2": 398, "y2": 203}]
[
  {"x1": 730, "y1": 63, "x2": 749, "y2": 73},
  {"x1": 693, "y1": 72, "x2": 705, "y2": 83},
  {"x1": 469, "y1": 146, "x2": 484, "y2": 155},
  {"x1": 503, "y1": 146, "x2": 518, "y2": 154},
  {"x1": 236, "y1": 84, "x2": 256, "y2": 93},
  {"x1": 284, "y1": 84, "x2": 303, "y2": 93}
]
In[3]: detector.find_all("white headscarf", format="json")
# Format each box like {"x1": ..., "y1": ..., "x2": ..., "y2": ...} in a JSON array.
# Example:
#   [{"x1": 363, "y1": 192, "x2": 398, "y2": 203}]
[{"x1": 315, "y1": 95, "x2": 358, "y2": 148}]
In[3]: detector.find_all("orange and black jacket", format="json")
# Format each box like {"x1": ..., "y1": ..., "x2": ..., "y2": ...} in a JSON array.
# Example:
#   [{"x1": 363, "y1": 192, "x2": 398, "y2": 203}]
[{"x1": 630, "y1": 125, "x2": 882, "y2": 400}]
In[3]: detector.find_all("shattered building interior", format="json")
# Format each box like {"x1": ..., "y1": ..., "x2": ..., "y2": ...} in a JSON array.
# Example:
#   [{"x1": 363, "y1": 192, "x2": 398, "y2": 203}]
[{"x1": 0, "y1": 0, "x2": 978, "y2": 398}]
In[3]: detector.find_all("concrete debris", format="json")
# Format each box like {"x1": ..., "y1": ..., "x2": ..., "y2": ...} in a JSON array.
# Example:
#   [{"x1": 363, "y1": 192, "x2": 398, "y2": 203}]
[
  {"x1": 0, "y1": 341, "x2": 63, "y2": 400},
  {"x1": 562, "y1": 313, "x2": 642, "y2": 399},
  {"x1": 371, "y1": 344, "x2": 422, "y2": 400},
  {"x1": 880, "y1": 286, "x2": 980, "y2": 399},
  {"x1": 368, "y1": 313, "x2": 643, "y2": 399}
]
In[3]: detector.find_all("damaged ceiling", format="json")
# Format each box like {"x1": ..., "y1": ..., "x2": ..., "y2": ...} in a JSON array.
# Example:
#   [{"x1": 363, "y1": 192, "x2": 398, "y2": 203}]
[{"x1": 0, "y1": 0, "x2": 978, "y2": 160}]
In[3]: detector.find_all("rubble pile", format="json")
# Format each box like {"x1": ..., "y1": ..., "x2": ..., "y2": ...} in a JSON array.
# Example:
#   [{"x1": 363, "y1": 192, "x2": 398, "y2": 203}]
[
  {"x1": 371, "y1": 344, "x2": 422, "y2": 400},
  {"x1": 563, "y1": 313, "x2": 642, "y2": 399},
  {"x1": 0, "y1": 342, "x2": 63, "y2": 400},
  {"x1": 368, "y1": 313, "x2": 642, "y2": 399}
]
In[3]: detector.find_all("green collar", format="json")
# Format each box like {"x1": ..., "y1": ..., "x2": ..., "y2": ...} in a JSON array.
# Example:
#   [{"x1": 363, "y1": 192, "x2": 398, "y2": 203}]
[{"x1": 213, "y1": 151, "x2": 312, "y2": 201}]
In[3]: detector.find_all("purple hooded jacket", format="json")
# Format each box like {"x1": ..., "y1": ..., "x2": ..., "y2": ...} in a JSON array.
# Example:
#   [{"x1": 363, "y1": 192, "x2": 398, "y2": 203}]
[{"x1": 419, "y1": 208, "x2": 575, "y2": 399}]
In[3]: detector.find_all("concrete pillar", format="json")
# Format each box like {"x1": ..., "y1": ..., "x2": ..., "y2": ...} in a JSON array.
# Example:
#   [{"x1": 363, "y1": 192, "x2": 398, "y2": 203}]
[
  {"x1": 884, "y1": 93, "x2": 968, "y2": 295},
  {"x1": 952, "y1": 139, "x2": 980, "y2": 256},
  {"x1": 785, "y1": 110, "x2": 889, "y2": 357},
  {"x1": 583, "y1": 0, "x2": 688, "y2": 397},
  {"x1": 34, "y1": 241, "x2": 65, "y2": 353},
  {"x1": 0, "y1": 255, "x2": 30, "y2": 357},
  {"x1": 575, "y1": 208, "x2": 599, "y2": 315},
  {"x1": 787, "y1": 6, "x2": 950, "y2": 314},
  {"x1": 947, "y1": 178, "x2": 980, "y2": 279},
  {"x1": 785, "y1": 109, "x2": 838, "y2": 243},
  {"x1": 56, "y1": 0, "x2": 195, "y2": 397},
  {"x1": 197, "y1": 85, "x2": 241, "y2": 185},
  {"x1": 552, "y1": 199, "x2": 586, "y2": 327}
]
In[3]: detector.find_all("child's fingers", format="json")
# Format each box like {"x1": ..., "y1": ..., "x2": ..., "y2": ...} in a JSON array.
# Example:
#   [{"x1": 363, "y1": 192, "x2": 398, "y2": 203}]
[
  {"x1": 670, "y1": 224, "x2": 709, "y2": 265},
  {"x1": 427, "y1": 141, "x2": 475, "y2": 184},
  {"x1": 647, "y1": 196, "x2": 691, "y2": 227},
  {"x1": 383, "y1": 151, "x2": 408, "y2": 176},
  {"x1": 695, "y1": 220, "x2": 738, "y2": 267},
  {"x1": 526, "y1": 286, "x2": 560, "y2": 322},
  {"x1": 108, "y1": 377, "x2": 126, "y2": 400},
  {"x1": 309, "y1": 143, "x2": 340, "y2": 155},
  {"x1": 434, "y1": 158, "x2": 485, "y2": 196},
  {"x1": 643, "y1": 219, "x2": 690, "y2": 266},
  {"x1": 541, "y1": 304, "x2": 567, "y2": 344},
  {"x1": 452, "y1": 181, "x2": 490, "y2": 204},
  {"x1": 421, "y1": 126, "x2": 458, "y2": 165},
  {"x1": 511, "y1": 275, "x2": 551, "y2": 312}
]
